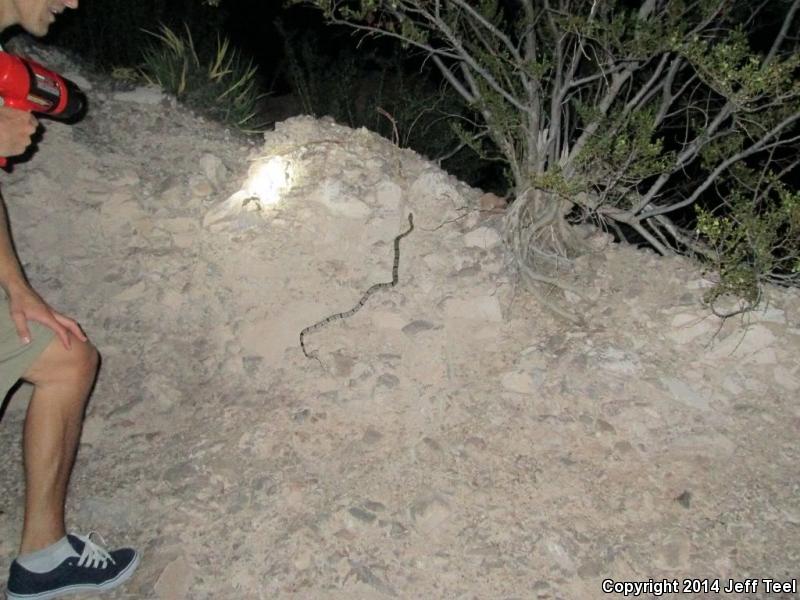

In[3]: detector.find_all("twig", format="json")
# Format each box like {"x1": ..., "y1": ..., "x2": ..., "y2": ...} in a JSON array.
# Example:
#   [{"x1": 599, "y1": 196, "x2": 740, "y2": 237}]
[{"x1": 376, "y1": 107, "x2": 400, "y2": 146}]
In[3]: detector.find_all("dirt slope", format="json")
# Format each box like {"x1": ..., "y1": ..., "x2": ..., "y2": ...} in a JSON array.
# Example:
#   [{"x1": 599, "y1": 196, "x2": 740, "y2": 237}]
[{"x1": 1, "y1": 43, "x2": 798, "y2": 600}]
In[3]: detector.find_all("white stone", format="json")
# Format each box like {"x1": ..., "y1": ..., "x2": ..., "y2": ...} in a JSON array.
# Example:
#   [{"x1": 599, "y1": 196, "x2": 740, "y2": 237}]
[
  {"x1": 113, "y1": 85, "x2": 165, "y2": 105},
  {"x1": 409, "y1": 495, "x2": 451, "y2": 533},
  {"x1": 661, "y1": 377, "x2": 710, "y2": 410},
  {"x1": 753, "y1": 306, "x2": 786, "y2": 324},
  {"x1": 722, "y1": 376, "x2": 743, "y2": 395},
  {"x1": 188, "y1": 175, "x2": 213, "y2": 198},
  {"x1": 99, "y1": 191, "x2": 136, "y2": 216},
  {"x1": 500, "y1": 370, "x2": 543, "y2": 394},
  {"x1": 463, "y1": 226, "x2": 502, "y2": 249},
  {"x1": 199, "y1": 153, "x2": 227, "y2": 186},
  {"x1": 310, "y1": 179, "x2": 370, "y2": 218},
  {"x1": 707, "y1": 325, "x2": 776, "y2": 361},
  {"x1": 784, "y1": 509, "x2": 800, "y2": 526},
  {"x1": 668, "y1": 313, "x2": 717, "y2": 344},
  {"x1": 372, "y1": 180, "x2": 403, "y2": 211},
  {"x1": 686, "y1": 278, "x2": 715, "y2": 290},
  {"x1": 155, "y1": 556, "x2": 194, "y2": 600},
  {"x1": 752, "y1": 347, "x2": 778, "y2": 365},
  {"x1": 203, "y1": 190, "x2": 259, "y2": 229},
  {"x1": 408, "y1": 171, "x2": 459, "y2": 208},
  {"x1": 773, "y1": 366, "x2": 799, "y2": 391},
  {"x1": 543, "y1": 537, "x2": 576, "y2": 572},
  {"x1": 600, "y1": 347, "x2": 640, "y2": 375}
]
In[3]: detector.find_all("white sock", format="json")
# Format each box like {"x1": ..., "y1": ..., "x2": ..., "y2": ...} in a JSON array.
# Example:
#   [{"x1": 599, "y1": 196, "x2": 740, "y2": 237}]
[{"x1": 16, "y1": 537, "x2": 79, "y2": 573}]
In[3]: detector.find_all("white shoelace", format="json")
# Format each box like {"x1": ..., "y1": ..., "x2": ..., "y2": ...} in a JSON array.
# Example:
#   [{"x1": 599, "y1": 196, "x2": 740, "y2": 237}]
[{"x1": 74, "y1": 532, "x2": 116, "y2": 569}]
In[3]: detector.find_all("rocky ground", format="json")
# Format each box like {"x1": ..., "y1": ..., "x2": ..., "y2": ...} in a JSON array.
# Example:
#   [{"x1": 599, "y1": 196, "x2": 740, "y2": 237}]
[{"x1": 0, "y1": 43, "x2": 798, "y2": 600}]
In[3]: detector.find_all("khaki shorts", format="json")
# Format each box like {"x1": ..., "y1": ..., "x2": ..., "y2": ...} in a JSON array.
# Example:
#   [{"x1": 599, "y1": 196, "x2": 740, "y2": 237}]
[{"x1": 0, "y1": 293, "x2": 55, "y2": 400}]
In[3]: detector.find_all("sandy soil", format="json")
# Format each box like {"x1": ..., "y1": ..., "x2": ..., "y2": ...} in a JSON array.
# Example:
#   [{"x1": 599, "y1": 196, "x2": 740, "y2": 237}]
[{"x1": 1, "y1": 43, "x2": 798, "y2": 600}]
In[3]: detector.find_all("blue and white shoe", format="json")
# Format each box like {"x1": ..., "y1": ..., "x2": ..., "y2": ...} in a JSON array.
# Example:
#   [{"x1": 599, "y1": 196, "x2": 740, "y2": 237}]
[{"x1": 6, "y1": 533, "x2": 140, "y2": 600}]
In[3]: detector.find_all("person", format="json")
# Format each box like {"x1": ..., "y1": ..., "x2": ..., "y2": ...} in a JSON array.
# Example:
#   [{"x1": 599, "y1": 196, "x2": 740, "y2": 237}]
[{"x1": 0, "y1": 1, "x2": 139, "y2": 598}]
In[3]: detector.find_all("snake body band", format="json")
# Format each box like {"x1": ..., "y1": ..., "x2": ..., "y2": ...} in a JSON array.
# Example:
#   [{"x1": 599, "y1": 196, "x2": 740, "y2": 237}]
[{"x1": 300, "y1": 213, "x2": 414, "y2": 359}]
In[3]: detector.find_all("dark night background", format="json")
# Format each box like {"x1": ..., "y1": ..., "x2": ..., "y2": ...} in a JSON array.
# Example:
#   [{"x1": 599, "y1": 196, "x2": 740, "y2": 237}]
[
  {"x1": 43, "y1": 1, "x2": 334, "y2": 97},
  {"x1": 17, "y1": 0, "x2": 797, "y2": 200},
  {"x1": 27, "y1": 1, "x2": 505, "y2": 192}
]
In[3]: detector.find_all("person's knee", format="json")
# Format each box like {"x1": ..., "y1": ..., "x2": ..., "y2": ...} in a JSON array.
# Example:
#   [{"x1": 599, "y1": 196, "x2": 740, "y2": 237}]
[
  {"x1": 74, "y1": 340, "x2": 100, "y2": 382},
  {"x1": 63, "y1": 338, "x2": 99, "y2": 385},
  {"x1": 24, "y1": 335, "x2": 100, "y2": 388}
]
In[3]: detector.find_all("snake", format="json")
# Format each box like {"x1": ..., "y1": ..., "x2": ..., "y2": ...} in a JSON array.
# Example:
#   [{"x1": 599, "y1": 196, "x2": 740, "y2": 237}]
[{"x1": 300, "y1": 213, "x2": 414, "y2": 360}]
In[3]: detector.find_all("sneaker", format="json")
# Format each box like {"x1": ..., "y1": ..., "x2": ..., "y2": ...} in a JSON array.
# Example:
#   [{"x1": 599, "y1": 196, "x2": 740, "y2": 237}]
[{"x1": 6, "y1": 533, "x2": 140, "y2": 600}]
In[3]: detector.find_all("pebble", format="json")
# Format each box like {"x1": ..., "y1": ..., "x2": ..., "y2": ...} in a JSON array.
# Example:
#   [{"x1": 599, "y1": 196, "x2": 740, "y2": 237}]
[
  {"x1": 655, "y1": 534, "x2": 691, "y2": 570},
  {"x1": 661, "y1": 377, "x2": 710, "y2": 411},
  {"x1": 501, "y1": 370, "x2": 543, "y2": 394},
  {"x1": 293, "y1": 548, "x2": 313, "y2": 571},
  {"x1": 773, "y1": 366, "x2": 799, "y2": 391},
  {"x1": 753, "y1": 305, "x2": 786, "y2": 323},
  {"x1": 362, "y1": 428, "x2": 383, "y2": 444},
  {"x1": 543, "y1": 537, "x2": 576, "y2": 572},
  {"x1": 598, "y1": 347, "x2": 640, "y2": 375},
  {"x1": 463, "y1": 226, "x2": 502, "y2": 249},
  {"x1": 346, "y1": 560, "x2": 398, "y2": 597},
  {"x1": 479, "y1": 192, "x2": 506, "y2": 211},
  {"x1": 675, "y1": 490, "x2": 692, "y2": 508},
  {"x1": 199, "y1": 153, "x2": 227, "y2": 186},
  {"x1": 310, "y1": 178, "x2": 370, "y2": 217},
  {"x1": 409, "y1": 495, "x2": 451, "y2": 533},
  {"x1": 707, "y1": 324, "x2": 776, "y2": 361},
  {"x1": 371, "y1": 180, "x2": 403, "y2": 210},
  {"x1": 154, "y1": 555, "x2": 194, "y2": 600},
  {"x1": 113, "y1": 85, "x2": 165, "y2": 105},
  {"x1": 189, "y1": 175, "x2": 213, "y2": 197},
  {"x1": 464, "y1": 436, "x2": 487, "y2": 451},
  {"x1": 667, "y1": 313, "x2": 716, "y2": 344},
  {"x1": 686, "y1": 278, "x2": 715, "y2": 289},
  {"x1": 375, "y1": 373, "x2": 400, "y2": 390},
  {"x1": 402, "y1": 319, "x2": 436, "y2": 335},
  {"x1": 348, "y1": 506, "x2": 377, "y2": 524}
]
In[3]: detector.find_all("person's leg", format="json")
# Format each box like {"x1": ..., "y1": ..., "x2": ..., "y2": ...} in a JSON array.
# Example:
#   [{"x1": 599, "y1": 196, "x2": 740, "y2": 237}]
[
  {"x1": 17, "y1": 334, "x2": 99, "y2": 555},
  {"x1": 5, "y1": 331, "x2": 140, "y2": 600}
]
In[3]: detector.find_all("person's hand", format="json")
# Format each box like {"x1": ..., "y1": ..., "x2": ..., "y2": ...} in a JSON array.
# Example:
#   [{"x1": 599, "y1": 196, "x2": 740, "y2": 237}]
[
  {"x1": 5, "y1": 283, "x2": 87, "y2": 349},
  {"x1": 0, "y1": 105, "x2": 38, "y2": 157}
]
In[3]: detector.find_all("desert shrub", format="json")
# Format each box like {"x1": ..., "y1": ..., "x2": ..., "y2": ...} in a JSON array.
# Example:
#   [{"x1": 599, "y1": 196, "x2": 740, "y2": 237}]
[
  {"x1": 291, "y1": 0, "x2": 800, "y2": 317},
  {"x1": 140, "y1": 24, "x2": 263, "y2": 131},
  {"x1": 696, "y1": 175, "x2": 800, "y2": 312}
]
